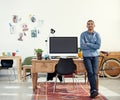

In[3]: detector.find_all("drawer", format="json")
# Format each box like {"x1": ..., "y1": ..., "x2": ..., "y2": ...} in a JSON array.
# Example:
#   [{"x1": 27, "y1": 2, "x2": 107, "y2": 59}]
[{"x1": 34, "y1": 62, "x2": 55, "y2": 73}]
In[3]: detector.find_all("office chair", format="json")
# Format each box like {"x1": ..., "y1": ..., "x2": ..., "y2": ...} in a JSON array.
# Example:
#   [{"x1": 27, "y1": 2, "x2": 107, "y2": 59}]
[
  {"x1": 53, "y1": 58, "x2": 77, "y2": 93},
  {"x1": 0, "y1": 59, "x2": 16, "y2": 81}
]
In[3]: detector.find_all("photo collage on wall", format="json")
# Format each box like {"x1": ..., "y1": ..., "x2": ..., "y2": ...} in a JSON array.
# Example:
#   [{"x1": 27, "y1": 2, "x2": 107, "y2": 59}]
[{"x1": 9, "y1": 14, "x2": 44, "y2": 41}]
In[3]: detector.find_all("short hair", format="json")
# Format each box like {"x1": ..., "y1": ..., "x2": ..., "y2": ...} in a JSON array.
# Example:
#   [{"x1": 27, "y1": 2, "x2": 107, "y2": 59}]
[{"x1": 87, "y1": 20, "x2": 94, "y2": 23}]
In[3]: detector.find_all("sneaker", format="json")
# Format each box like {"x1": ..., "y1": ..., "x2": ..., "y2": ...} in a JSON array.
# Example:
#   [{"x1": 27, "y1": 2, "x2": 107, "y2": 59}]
[{"x1": 90, "y1": 90, "x2": 98, "y2": 98}]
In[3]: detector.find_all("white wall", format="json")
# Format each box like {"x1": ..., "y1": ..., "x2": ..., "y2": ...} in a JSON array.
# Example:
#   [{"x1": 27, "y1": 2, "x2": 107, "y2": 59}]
[{"x1": 0, "y1": 0, "x2": 120, "y2": 60}]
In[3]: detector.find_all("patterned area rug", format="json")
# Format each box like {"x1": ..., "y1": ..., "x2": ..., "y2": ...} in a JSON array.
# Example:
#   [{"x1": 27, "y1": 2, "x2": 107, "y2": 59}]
[{"x1": 32, "y1": 82, "x2": 107, "y2": 100}]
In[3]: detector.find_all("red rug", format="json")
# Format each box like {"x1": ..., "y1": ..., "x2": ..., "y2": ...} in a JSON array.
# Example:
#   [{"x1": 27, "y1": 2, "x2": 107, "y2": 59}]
[{"x1": 32, "y1": 82, "x2": 107, "y2": 100}]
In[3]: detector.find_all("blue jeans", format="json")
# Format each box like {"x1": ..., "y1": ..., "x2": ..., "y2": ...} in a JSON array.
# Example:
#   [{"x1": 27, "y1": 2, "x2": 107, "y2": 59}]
[{"x1": 83, "y1": 56, "x2": 98, "y2": 93}]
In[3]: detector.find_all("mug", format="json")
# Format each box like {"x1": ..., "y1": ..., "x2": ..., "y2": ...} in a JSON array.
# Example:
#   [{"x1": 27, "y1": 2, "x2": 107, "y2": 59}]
[
  {"x1": 7, "y1": 52, "x2": 11, "y2": 56},
  {"x1": 12, "y1": 52, "x2": 16, "y2": 56},
  {"x1": 2, "y1": 52, "x2": 6, "y2": 56}
]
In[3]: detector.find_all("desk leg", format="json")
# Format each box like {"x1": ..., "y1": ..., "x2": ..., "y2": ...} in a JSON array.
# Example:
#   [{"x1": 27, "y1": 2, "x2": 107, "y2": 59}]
[
  {"x1": 17, "y1": 58, "x2": 22, "y2": 81},
  {"x1": 32, "y1": 73, "x2": 38, "y2": 92},
  {"x1": 97, "y1": 74, "x2": 99, "y2": 90}
]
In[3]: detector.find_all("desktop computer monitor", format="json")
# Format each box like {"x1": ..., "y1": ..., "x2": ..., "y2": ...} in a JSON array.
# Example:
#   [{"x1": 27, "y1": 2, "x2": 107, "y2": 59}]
[{"x1": 49, "y1": 37, "x2": 78, "y2": 58}]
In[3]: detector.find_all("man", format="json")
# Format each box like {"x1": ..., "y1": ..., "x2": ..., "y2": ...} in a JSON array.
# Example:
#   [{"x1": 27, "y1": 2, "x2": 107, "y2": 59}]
[{"x1": 80, "y1": 20, "x2": 101, "y2": 98}]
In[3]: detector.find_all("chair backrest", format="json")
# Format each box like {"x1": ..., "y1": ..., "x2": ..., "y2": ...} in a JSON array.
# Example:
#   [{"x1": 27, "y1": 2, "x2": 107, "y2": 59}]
[
  {"x1": 22, "y1": 56, "x2": 33, "y2": 65},
  {"x1": 1, "y1": 60, "x2": 13, "y2": 68},
  {"x1": 56, "y1": 58, "x2": 76, "y2": 75}
]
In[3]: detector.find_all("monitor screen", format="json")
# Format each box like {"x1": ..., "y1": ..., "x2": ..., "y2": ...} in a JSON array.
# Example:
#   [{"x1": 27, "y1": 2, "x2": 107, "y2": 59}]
[{"x1": 49, "y1": 37, "x2": 78, "y2": 57}]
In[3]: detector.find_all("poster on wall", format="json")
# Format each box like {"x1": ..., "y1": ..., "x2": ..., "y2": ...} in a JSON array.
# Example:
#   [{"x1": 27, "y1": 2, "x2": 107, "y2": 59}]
[
  {"x1": 9, "y1": 14, "x2": 45, "y2": 41},
  {"x1": 9, "y1": 23, "x2": 16, "y2": 34},
  {"x1": 37, "y1": 20, "x2": 44, "y2": 27},
  {"x1": 12, "y1": 15, "x2": 22, "y2": 23},
  {"x1": 18, "y1": 33, "x2": 23, "y2": 41},
  {"x1": 31, "y1": 29, "x2": 37, "y2": 38},
  {"x1": 30, "y1": 15, "x2": 36, "y2": 23},
  {"x1": 22, "y1": 23, "x2": 28, "y2": 31},
  {"x1": 13, "y1": 15, "x2": 18, "y2": 23}
]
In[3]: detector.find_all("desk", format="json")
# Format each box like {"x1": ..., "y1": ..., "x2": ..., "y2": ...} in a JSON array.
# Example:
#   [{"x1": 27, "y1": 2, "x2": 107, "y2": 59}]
[
  {"x1": 0, "y1": 56, "x2": 22, "y2": 81},
  {"x1": 31, "y1": 59, "x2": 99, "y2": 92}
]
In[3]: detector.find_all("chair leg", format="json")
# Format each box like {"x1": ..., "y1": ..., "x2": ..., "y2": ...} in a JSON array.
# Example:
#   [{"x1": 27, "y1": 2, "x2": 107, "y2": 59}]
[
  {"x1": 9, "y1": 68, "x2": 16, "y2": 81},
  {"x1": 62, "y1": 75, "x2": 65, "y2": 83},
  {"x1": 23, "y1": 68, "x2": 27, "y2": 80},
  {"x1": 72, "y1": 73, "x2": 77, "y2": 89},
  {"x1": 53, "y1": 74, "x2": 58, "y2": 93},
  {"x1": 12, "y1": 68, "x2": 16, "y2": 80},
  {"x1": 7, "y1": 69, "x2": 11, "y2": 83},
  {"x1": 72, "y1": 74, "x2": 74, "y2": 83}
]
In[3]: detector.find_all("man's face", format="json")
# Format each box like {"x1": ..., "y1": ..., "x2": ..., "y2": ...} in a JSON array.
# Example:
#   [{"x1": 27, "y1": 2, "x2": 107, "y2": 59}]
[{"x1": 87, "y1": 21, "x2": 95, "y2": 31}]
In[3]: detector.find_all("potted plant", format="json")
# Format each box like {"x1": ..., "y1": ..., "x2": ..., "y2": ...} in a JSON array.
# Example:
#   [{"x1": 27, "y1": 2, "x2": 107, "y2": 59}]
[{"x1": 34, "y1": 48, "x2": 43, "y2": 60}]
